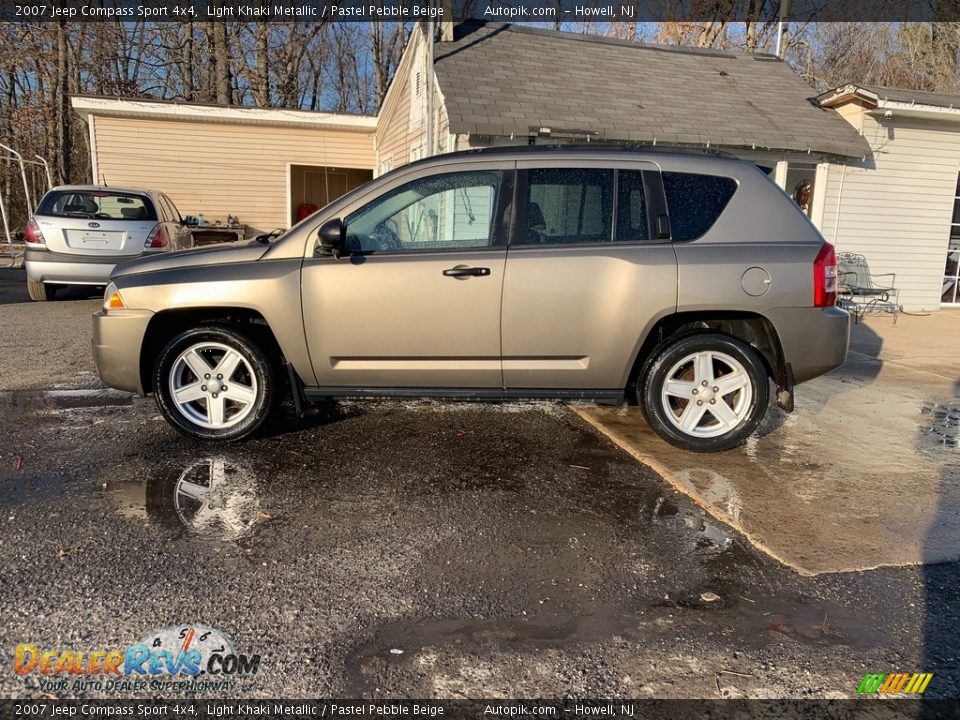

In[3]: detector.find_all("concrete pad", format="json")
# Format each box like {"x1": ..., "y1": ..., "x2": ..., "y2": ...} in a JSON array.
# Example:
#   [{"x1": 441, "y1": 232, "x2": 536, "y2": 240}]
[{"x1": 572, "y1": 312, "x2": 960, "y2": 575}]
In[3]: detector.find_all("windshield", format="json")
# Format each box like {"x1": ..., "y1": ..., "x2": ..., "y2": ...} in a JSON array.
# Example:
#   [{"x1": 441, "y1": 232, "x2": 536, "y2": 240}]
[{"x1": 37, "y1": 190, "x2": 157, "y2": 221}]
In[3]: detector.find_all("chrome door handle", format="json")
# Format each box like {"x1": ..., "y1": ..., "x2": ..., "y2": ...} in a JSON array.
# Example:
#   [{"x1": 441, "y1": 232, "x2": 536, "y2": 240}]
[{"x1": 443, "y1": 266, "x2": 490, "y2": 278}]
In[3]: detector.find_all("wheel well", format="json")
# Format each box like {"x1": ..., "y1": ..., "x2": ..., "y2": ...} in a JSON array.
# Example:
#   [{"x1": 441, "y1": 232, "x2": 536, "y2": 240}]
[
  {"x1": 139, "y1": 307, "x2": 284, "y2": 394},
  {"x1": 626, "y1": 311, "x2": 787, "y2": 400}
]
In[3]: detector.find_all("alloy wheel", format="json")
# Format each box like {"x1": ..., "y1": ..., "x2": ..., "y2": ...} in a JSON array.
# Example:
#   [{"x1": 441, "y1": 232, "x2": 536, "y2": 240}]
[
  {"x1": 167, "y1": 342, "x2": 259, "y2": 429},
  {"x1": 659, "y1": 350, "x2": 753, "y2": 438}
]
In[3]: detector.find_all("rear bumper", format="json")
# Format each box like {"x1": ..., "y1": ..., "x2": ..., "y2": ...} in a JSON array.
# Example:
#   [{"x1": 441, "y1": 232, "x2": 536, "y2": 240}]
[
  {"x1": 92, "y1": 309, "x2": 154, "y2": 395},
  {"x1": 25, "y1": 248, "x2": 142, "y2": 285},
  {"x1": 768, "y1": 305, "x2": 851, "y2": 384}
]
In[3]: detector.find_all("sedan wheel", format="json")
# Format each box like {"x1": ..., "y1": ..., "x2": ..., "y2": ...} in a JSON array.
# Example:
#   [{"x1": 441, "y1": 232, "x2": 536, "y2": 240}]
[
  {"x1": 154, "y1": 325, "x2": 276, "y2": 441},
  {"x1": 640, "y1": 333, "x2": 768, "y2": 452}
]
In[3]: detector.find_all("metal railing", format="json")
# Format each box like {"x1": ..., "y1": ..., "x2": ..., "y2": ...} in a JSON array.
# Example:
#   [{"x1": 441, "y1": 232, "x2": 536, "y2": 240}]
[{"x1": 0, "y1": 143, "x2": 54, "y2": 265}]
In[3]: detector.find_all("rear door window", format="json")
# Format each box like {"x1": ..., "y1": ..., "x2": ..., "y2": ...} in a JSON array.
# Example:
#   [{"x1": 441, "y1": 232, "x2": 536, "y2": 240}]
[
  {"x1": 615, "y1": 171, "x2": 650, "y2": 243},
  {"x1": 37, "y1": 190, "x2": 157, "y2": 221},
  {"x1": 161, "y1": 194, "x2": 183, "y2": 222},
  {"x1": 662, "y1": 172, "x2": 737, "y2": 241},
  {"x1": 519, "y1": 168, "x2": 614, "y2": 245},
  {"x1": 157, "y1": 195, "x2": 174, "y2": 222}
]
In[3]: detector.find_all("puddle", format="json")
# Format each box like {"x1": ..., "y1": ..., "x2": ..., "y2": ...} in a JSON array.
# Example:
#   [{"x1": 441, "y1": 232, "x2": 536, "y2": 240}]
[
  {"x1": 652, "y1": 494, "x2": 733, "y2": 554},
  {"x1": 0, "y1": 388, "x2": 133, "y2": 410},
  {"x1": 111, "y1": 458, "x2": 268, "y2": 542},
  {"x1": 919, "y1": 401, "x2": 960, "y2": 450},
  {"x1": 731, "y1": 594, "x2": 888, "y2": 649}
]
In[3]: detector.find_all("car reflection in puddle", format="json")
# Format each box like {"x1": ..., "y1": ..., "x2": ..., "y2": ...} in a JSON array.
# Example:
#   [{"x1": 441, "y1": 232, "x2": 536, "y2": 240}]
[{"x1": 113, "y1": 458, "x2": 266, "y2": 542}]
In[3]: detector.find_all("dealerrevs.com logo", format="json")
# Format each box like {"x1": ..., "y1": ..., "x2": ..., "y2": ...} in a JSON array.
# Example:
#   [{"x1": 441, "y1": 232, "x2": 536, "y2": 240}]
[{"x1": 14, "y1": 625, "x2": 260, "y2": 694}]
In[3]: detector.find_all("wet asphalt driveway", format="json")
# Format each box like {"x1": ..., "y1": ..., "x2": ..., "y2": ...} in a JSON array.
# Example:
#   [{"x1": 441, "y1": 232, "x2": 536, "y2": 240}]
[{"x1": 0, "y1": 269, "x2": 958, "y2": 699}]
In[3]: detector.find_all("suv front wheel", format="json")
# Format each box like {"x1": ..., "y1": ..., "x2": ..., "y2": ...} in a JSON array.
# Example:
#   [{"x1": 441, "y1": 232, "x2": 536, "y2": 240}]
[
  {"x1": 153, "y1": 325, "x2": 276, "y2": 441},
  {"x1": 640, "y1": 333, "x2": 769, "y2": 453}
]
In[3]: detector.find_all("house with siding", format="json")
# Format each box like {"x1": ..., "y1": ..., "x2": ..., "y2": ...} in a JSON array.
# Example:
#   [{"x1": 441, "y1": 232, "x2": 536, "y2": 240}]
[
  {"x1": 817, "y1": 84, "x2": 960, "y2": 310},
  {"x1": 71, "y1": 96, "x2": 376, "y2": 233}
]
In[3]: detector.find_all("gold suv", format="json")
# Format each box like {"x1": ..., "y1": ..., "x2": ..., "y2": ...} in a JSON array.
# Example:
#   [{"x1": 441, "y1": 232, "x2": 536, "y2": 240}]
[{"x1": 93, "y1": 147, "x2": 850, "y2": 452}]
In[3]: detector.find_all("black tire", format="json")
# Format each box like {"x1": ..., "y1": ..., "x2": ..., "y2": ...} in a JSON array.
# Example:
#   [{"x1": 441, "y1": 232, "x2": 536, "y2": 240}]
[
  {"x1": 27, "y1": 279, "x2": 56, "y2": 302},
  {"x1": 639, "y1": 333, "x2": 769, "y2": 453},
  {"x1": 153, "y1": 325, "x2": 278, "y2": 441}
]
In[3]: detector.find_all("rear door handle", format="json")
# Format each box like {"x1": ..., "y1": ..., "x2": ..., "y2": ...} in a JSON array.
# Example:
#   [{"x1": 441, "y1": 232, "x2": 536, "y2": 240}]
[{"x1": 443, "y1": 266, "x2": 490, "y2": 278}]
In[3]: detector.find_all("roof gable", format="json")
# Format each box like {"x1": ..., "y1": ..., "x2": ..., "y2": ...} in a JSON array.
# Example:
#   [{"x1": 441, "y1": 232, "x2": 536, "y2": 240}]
[{"x1": 434, "y1": 22, "x2": 871, "y2": 159}]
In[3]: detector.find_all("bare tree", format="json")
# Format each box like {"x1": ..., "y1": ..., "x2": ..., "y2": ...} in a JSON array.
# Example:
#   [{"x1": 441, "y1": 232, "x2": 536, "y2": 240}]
[{"x1": 254, "y1": 21, "x2": 270, "y2": 106}]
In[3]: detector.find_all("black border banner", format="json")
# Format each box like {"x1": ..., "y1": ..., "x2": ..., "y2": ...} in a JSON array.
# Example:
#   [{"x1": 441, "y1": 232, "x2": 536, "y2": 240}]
[
  {"x1": 2, "y1": 700, "x2": 960, "y2": 720},
  {"x1": 2, "y1": 0, "x2": 960, "y2": 23}
]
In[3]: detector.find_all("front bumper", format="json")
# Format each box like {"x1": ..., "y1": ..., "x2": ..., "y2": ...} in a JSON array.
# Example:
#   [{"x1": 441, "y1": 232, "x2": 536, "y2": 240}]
[
  {"x1": 92, "y1": 309, "x2": 154, "y2": 395},
  {"x1": 768, "y1": 305, "x2": 852, "y2": 385}
]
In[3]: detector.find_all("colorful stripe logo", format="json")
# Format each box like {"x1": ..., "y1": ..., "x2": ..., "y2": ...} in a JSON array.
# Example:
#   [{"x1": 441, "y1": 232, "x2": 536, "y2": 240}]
[{"x1": 857, "y1": 673, "x2": 933, "y2": 695}]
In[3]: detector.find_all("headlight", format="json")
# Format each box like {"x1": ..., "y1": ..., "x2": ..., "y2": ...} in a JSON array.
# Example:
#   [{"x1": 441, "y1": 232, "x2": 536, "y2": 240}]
[{"x1": 103, "y1": 282, "x2": 126, "y2": 310}]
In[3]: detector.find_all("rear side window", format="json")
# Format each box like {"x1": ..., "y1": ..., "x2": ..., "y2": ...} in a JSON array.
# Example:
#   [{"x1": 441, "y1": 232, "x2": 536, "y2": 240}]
[
  {"x1": 662, "y1": 172, "x2": 737, "y2": 241},
  {"x1": 37, "y1": 190, "x2": 157, "y2": 221}
]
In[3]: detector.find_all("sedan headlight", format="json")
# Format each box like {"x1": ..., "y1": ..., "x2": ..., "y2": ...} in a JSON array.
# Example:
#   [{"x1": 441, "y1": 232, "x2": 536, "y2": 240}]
[{"x1": 103, "y1": 282, "x2": 126, "y2": 311}]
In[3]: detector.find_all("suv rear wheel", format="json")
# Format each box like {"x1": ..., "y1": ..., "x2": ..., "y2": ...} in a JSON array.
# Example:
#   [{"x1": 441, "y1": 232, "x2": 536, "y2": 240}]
[
  {"x1": 640, "y1": 333, "x2": 768, "y2": 452},
  {"x1": 27, "y1": 279, "x2": 56, "y2": 302},
  {"x1": 153, "y1": 325, "x2": 276, "y2": 441}
]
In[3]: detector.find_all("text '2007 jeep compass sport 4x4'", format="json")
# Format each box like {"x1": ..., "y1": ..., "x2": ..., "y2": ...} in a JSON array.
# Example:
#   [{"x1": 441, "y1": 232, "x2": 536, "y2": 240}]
[{"x1": 93, "y1": 147, "x2": 850, "y2": 452}]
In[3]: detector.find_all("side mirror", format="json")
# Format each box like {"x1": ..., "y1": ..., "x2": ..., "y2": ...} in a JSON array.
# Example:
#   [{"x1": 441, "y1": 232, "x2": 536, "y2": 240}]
[{"x1": 317, "y1": 218, "x2": 345, "y2": 259}]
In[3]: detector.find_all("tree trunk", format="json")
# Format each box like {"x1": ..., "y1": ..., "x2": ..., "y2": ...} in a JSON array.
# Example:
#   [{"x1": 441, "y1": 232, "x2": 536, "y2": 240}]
[
  {"x1": 183, "y1": 20, "x2": 194, "y2": 101},
  {"x1": 254, "y1": 21, "x2": 269, "y2": 106},
  {"x1": 371, "y1": 20, "x2": 385, "y2": 106},
  {"x1": 55, "y1": 20, "x2": 71, "y2": 184},
  {"x1": 214, "y1": 18, "x2": 230, "y2": 104}
]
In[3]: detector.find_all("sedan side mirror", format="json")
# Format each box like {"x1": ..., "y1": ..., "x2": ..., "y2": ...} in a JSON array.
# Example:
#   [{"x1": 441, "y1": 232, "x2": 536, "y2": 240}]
[{"x1": 317, "y1": 218, "x2": 345, "y2": 259}]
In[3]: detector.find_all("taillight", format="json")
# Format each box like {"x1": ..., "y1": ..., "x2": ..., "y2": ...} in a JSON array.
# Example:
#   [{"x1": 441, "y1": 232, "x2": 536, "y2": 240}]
[
  {"x1": 144, "y1": 224, "x2": 169, "y2": 249},
  {"x1": 24, "y1": 218, "x2": 45, "y2": 244},
  {"x1": 813, "y1": 242, "x2": 838, "y2": 308}
]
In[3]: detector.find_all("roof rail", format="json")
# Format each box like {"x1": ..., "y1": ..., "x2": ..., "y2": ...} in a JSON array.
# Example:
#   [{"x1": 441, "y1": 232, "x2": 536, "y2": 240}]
[{"x1": 405, "y1": 143, "x2": 741, "y2": 169}]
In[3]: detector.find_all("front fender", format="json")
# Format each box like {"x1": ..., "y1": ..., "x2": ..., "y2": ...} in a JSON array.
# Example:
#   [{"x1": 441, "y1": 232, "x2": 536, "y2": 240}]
[{"x1": 113, "y1": 258, "x2": 316, "y2": 386}]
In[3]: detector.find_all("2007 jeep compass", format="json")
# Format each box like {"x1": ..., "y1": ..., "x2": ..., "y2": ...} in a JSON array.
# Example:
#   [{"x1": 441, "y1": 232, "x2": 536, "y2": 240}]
[{"x1": 93, "y1": 146, "x2": 850, "y2": 452}]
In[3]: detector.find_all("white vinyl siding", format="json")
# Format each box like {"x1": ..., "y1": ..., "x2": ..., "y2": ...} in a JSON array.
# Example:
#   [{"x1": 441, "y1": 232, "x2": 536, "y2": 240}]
[
  {"x1": 376, "y1": 26, "x2": 427, "y2": 175},
  {"x1": 820, "y1": 111, "x2": 958, "y2": 311},
  {"x1": 375, "y1": 25, "x2": 454, "y2": 174}
]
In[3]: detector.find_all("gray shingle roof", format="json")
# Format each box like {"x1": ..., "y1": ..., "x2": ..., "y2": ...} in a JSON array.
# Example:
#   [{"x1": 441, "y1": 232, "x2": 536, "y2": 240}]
[
  {"x1": 851, "y1": 84, "x2": 960, "y2": 110},
  {"x1": 435, "y1": 23, "x2": 871, "y2": 159}
]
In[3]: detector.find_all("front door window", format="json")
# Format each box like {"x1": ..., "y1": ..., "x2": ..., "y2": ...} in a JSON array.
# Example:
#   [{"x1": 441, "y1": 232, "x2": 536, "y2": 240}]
[{"x1": 345, "y1": 171, "x2": 501, "y2": 253}]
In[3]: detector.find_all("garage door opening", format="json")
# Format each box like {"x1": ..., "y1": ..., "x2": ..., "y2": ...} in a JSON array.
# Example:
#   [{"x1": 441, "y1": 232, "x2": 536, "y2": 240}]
[{"x1": 289, "y1": 164, "x2": 372, "y2": 226}]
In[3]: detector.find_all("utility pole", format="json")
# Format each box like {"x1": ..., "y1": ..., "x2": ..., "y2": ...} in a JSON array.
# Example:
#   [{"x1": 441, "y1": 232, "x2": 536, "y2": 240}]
[{"x1": 775, "y1": 0, "x2": 792, "y2": 59}]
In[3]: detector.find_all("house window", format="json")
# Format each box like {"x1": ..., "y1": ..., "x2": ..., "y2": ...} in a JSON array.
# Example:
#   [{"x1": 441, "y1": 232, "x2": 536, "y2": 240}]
[{"x1": 942, "y1": 172, "x2": 960, "y2": 305}]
